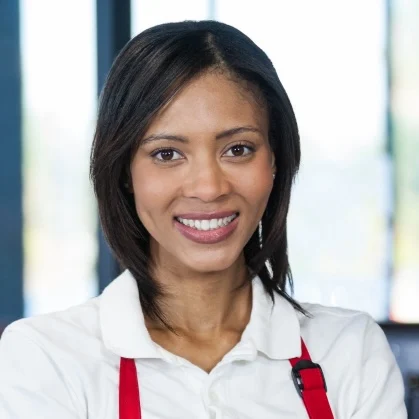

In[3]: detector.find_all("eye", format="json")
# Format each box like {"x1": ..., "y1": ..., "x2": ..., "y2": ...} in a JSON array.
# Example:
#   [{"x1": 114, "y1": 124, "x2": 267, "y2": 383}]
[
  {"x1": 224, "y1": 143, "x2": 255, "y2": 158},
  {"x1": 150, "y1": 148, "x2": 183, "y2": 163},
  {"x1": 150, "y1": 142, "x2": 255, "y2": 163}
]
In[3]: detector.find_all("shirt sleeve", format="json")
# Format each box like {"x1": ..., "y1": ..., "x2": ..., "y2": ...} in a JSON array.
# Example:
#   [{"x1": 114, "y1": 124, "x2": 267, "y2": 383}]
[
  {"x1": 351, "y1": 316, "x2": 408, "y2": 419},
  {"x1": 0, "y1": 325, "x2": 84, "y2": 419}
]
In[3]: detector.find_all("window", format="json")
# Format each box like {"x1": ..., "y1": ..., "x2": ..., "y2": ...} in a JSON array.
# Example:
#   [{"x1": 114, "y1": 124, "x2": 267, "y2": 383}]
[
  {"x1": 390, "y1": 0, "x2": 419, "y2": 322},
  {"x1": 131, "y1": 0, "x2": 209, "y2": 35},
  {"x1": 20, "y1": 0, "x2": 98, "y2": 315}
]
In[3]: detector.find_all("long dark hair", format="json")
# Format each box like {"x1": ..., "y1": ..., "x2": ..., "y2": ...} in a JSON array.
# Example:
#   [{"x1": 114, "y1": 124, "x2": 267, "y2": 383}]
[{"x1": 90, "y1": 20, "x2": 309, "y2": 331}]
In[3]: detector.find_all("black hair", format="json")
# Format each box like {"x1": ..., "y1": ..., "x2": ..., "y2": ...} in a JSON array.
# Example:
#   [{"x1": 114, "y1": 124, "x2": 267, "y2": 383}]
[{"x1": 90, "y1": 20, "x2": 309, "y2": 332}]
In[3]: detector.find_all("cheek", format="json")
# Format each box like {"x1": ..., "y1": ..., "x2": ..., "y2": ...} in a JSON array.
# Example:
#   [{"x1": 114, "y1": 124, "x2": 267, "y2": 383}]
[
  {"x1": 131, "y1": 168, "x2": 166, "y2": 215},
  {"x1": 240, "y1": 169, "x2": 272, "y2": 194},
  {"x1": 237, "y1": 174, "x2": 273, "y2": 218}
]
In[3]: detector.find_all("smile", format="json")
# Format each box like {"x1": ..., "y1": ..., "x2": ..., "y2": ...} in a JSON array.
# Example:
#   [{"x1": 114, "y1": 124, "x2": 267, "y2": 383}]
[
  {"x1": 173, "y1": 213, "x2": 240, "y2": 244},
  {"x1": 175, "y1": 213, "x2": 239, "y2": 231}
]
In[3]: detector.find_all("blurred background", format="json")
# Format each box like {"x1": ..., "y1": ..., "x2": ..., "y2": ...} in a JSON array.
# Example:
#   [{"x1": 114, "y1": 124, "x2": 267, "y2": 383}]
[{"x1": 0, "y1": 0, "x2": 418, "y2": 413}]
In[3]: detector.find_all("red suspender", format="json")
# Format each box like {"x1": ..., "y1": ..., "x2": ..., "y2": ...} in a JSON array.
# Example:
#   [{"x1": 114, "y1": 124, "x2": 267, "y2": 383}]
[
  {"x1": 119, "y1": 357, "x2": 141, "y2": 419},
  {"x1": 289, "y1": 338, "x2": 334, "y2": 419},
  {"x1": 119, "y1": 338, "x2": 333, "y2": 419}
]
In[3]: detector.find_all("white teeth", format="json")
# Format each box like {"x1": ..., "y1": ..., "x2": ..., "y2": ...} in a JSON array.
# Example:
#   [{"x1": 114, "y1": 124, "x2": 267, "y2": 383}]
[
  {"x1": 199, "y1": 220, "x2": 207, "y2": 230},
  {"x1": 209, "y1": 219, "x2": 218, "y2": 229},
  {"x1": 176, "y1": 214, "x2": 238, "y2": 231}
]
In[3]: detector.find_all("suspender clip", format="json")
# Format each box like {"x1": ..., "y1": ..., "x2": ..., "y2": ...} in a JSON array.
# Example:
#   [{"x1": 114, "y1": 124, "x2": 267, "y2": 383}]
[{"x1": 291, "y1": 359, "x2": 327, "y2": 398}]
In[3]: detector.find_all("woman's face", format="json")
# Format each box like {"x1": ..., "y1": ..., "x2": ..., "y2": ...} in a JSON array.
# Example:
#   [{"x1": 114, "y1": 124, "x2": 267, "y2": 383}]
[{"x1": 131, "y1": 71, "x2": 276, "y2": 275}]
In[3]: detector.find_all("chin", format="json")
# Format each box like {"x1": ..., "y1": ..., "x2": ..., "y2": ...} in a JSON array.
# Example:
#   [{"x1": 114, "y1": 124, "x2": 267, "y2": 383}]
[{"x1": 185, "y1": 249, "x2": 243, "y2": 273}]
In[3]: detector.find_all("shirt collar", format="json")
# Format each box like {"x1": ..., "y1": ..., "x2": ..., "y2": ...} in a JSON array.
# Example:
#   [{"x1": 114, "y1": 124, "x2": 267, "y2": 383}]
[
  {"x1": 241, "y1": 276, "x2": 301, "y2": 360},
  {"x1": 100, "y1": 269, "x2": 301, "y2": 360},
  {"x1": 100, "y1": 269, "x2": 160, "y2": 359}
]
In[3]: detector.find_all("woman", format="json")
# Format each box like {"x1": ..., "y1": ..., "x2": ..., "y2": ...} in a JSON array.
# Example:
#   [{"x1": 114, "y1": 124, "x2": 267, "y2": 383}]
[{"x1": 0, "y1": 20, "x2": 407, "y2": 418}]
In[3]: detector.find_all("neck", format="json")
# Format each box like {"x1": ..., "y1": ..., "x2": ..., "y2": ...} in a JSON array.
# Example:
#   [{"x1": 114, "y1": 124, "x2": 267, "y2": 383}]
[{"x1": 145, "y1": 258, "x2": 252, "y2": 339}]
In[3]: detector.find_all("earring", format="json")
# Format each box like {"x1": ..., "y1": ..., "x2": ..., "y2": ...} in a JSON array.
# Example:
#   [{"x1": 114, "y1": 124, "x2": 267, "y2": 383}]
[{"x1": 273, "y1": 173, "x2": 276, "y2": 179}]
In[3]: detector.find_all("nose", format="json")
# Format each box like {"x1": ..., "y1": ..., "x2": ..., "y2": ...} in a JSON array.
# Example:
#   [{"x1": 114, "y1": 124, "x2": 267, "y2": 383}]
[{"x1": 182, "y1": 162, "x2": 232, "y2": 202}]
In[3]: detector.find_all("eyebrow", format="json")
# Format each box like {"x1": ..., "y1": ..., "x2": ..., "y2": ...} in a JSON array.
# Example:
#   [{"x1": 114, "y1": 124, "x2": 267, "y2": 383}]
[{"x1": 140, "y1": 126, "x2": 262, "y2": 146}]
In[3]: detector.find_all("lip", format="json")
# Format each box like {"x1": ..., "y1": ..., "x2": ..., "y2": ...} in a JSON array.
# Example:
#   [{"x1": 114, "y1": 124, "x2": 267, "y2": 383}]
[
  {"x1": 174, "y1": 211, "x2": 239, "y2": 220},
  {"x1": 174, "y1": 213, "x2": 240, "y2": 244}
]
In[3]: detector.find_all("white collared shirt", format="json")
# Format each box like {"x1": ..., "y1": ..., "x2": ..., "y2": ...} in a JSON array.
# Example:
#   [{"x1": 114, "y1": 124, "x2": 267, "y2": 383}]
[{"x1": 0, "y1": 270, "x2": 407, "y2": 418}]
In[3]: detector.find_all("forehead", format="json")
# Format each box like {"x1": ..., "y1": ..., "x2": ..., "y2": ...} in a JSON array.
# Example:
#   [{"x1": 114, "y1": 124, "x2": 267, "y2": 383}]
[{"x1": 144, "y1": 71, "x2": 268, "y2": 137}]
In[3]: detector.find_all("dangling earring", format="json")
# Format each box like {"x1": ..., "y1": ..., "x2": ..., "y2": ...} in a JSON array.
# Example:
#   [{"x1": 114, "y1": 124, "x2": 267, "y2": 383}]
[{"x1": 258, "y1": 219, "x2": 263, "y2": 248}]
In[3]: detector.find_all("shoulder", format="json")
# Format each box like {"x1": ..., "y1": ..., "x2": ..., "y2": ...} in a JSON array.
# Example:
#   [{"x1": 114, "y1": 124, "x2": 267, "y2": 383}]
[
  {"x1": 0, "y1": 298, "x2": 103, "y2": 417},
  {"x1": 297, "y1": 301, "x2": 387, "y2": 359},
  {"x1": 295, "y1": 302, "x2": 390, "y2": 384},
  {"x1": 296, "y1": 302, "x2": 403, "y2": 405},
  {"x1": 0, "y1": 296, "x2": 102, "y2": 359},
  {"x1": 294, "y1": 302, "x2": 407, "y2": 417},
  {"x1": 299, "y1": 301, "x2": 376, "y2": 335}
]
